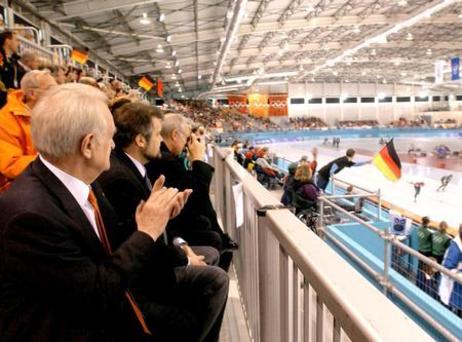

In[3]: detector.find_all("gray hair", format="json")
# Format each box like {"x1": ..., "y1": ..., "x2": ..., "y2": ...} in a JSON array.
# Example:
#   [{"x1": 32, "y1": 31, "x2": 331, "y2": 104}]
[
  {"x1": 21, "y1": 50, "x2": 38, "y2": 63},
  {"x1": 20, "y1": 70, "x2": 50, "y2": 91},
  {"x1": 31, "y1": 83, "x2": 109, "y2": 159},
  {"x1": 161, "y1": 113, "x2": 192, "y2": 138}
]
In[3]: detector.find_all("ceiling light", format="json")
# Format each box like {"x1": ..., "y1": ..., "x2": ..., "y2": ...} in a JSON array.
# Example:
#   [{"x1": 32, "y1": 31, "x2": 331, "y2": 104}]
[
  {"x1": 418, "y1": 90, "x2": 428, "y2": 98},
  {"x1": 165, "y1": 63, "x2": 171, "y2": 69},
  {"x1": 166, "y1": 35, "x2": 171, "y2": 43},
  {"x1": 172, "y1": 50, "x2": 176, "y2": 57},
  {"x1": 198, "y1": 74, "x2": 202, "y2": 80},
  {"x1": 140, "y1": 13, "x2": 151, "y2": 25},
  {"x1": 175, "y1": 60, "x2": 180, "y2": 67},
  {"x1": 426, "y1": 48, "x2": 432, "y2": 56},
  {"x1": 159, "y1": 13, "x2": 165, "y2": 22},
  {"x1": 458, "y1": 12, "x2": 462, "y2": 19},
  {"x1": 361, "y1": 70, "x2": 366, "y2": 76},
  {"x1": 406, "y1": 32, "x2": 413, "y2": 41},
  {"x1": 382, "y1": 79, "x2": 387, "y2": 84},
  {"x1": 333, "y1": 71, "x2": 338, "y2": 76},
  {"x1": 398, "y1": 0, "x2": 408, "y2": 6},
  {"x1": 371, "y1": 48, "x2": 376, "y2": 56},
  {"x1": 156, "y1": 44, "x2": 164, "y2": 53},
  {"x1": 352, "y1": 25, "x2": 361, "y2": 34},
  {"x1": 378, "y1": 92, "x2": 386, "y2": 100},
  {"x1": 178, "y1": 69, "x2": 182, "y2": 74},
  {"x1": 401, "y1": 71, "x2": 407, "y2": 76}
]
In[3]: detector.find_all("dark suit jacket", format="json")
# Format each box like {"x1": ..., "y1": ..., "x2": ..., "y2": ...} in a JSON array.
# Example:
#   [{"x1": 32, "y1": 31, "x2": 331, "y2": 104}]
[
  {"x1": 145, "y1": 143, "x2": 221, "y2": 236},
  {"x1": 0, "y1": 158, "x2": 156, "y2": 341},
  {"x1": 98, "y1": 149, "x2": 187, "y2": 264}
]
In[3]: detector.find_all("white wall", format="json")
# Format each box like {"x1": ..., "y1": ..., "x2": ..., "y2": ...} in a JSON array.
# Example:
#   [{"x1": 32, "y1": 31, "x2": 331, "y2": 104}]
[{"x1": 288, "y1": 82, "x2": 449, "y2": 125}]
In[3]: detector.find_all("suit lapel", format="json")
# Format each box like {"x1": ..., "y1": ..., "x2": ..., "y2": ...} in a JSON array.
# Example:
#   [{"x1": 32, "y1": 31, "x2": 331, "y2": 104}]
[
  {"x1": 114, "y1": 149, "x2": 150, "y2": 197},
  {"x1": 31, "y1": 158, "x2": 105, "y2": 256}
]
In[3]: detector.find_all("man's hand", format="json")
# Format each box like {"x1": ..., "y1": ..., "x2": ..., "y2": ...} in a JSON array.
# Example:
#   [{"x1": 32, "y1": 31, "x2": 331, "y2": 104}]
[
  {"x1": 135, "y1": 175, "x2": 184, "y2": 241},
  {"x1": 170, "y1": 189, "x2": 192, "y2": 219},
  {"x1": 187, "y1": 133, "x2": 206, "y2": 161},
  {"x1": 182, "y1": 245, "x2": 206, "y2": 266}
]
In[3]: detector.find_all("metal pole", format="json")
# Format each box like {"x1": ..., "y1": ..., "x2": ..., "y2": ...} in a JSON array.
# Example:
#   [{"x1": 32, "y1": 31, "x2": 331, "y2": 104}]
[
  {"x1": 377, "y1": 188, "x2": 382, "y2": 221},
  {"x1": 383, "y1": 226, "x2": 390, "y2": 296},
  {"x1": 319, "y1": 199, "x2": 325, "y2": 239},
  {"x1": 332, "y1": 176, "x2": 336, "y2": 195},
  {"x1": 3, "y1": 0, "x2": 13, "y2": 29}
]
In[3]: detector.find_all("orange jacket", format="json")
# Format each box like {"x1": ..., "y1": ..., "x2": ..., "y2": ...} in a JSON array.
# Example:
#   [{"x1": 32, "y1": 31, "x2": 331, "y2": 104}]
[{"x1": 0, "y1": 90, "x2": 37, "y2": 191}]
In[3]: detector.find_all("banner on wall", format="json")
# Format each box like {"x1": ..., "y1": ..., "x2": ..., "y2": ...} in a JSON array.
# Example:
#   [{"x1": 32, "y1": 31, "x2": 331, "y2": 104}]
[
  {"x1": 434, "y1": 60, "x2": 445, "y2": 83},
  {"x1": 451, "y1": 57, "x2": 460, "y2": 81}
]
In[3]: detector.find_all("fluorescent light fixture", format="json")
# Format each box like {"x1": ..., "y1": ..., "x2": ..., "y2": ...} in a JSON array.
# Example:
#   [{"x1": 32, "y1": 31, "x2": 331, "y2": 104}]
[
  {"x1": 178, "y1": 69, "x2": 182, "y2": 73},
  {"x1": 198, "y1": 74, "x2": 202, "y2": 80},
  {"x1": 140, "y1": 13, "x2": 151, "y2": 25},
  {"x1": 159, "y1": 13, "x2": 165, "y2": 22},
  {"x1": 166, "y1": 35, "x2": 171, "y2": 43},
  {"x1": 172, "y1": 50, "x2": 176, "y2": 57}
]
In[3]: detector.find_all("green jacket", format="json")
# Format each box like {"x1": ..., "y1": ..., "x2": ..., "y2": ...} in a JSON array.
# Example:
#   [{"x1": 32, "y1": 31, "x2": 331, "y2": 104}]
[
  {"x1": 431, "y1": 231, "x2": 451, "y2": 257},
  {"x1": 417, "y1": 226, "x2": 432, "y2": 253}
]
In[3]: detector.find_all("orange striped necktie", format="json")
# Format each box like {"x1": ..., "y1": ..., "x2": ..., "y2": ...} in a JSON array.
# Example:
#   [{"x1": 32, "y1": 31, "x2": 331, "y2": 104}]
[{"x1": 87, "y1": 190, "x2": 151, "y2": 336}]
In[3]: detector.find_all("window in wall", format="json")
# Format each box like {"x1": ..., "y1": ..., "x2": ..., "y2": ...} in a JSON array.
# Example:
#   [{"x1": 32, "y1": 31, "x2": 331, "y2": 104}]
[
  {"x1": 308, "y1": 98, "x2": 323, "y2": 104},
  {"x1": 456, "y1": 95, "x2": 462, "y2": 101},
  {"x1": 360, "y1": 97, "x2": 375, "y2": 103},
  {"x1": 290, "y1": 98, "x2": 305, "y2": 104},
  {"x1": 378, "y1": 97, "x2": 392, "y2": 103},
  {"x1": 444, "y1": 96, "x2": 449, "y2": 101},
  {"x1": 396, "y1": 96, "x2": 411, "y2": 102},
  {"x1": 326, "y1": 97, "x2": 340, "y2": 104},
  {"x1": 415, "y1": 96, "x2": 429, "y2": 102},
  {"x1": 432, "y1": 96, "x2": 441, "y2": 102},
  {"x1": 344, "y1": 97, "x2": 358, "y2": 103}
]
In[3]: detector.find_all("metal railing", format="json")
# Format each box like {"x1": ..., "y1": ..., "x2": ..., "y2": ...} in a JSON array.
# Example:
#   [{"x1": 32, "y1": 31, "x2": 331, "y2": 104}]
[
  {"x1": 17, "y1": 35, "x2": 53, "y2": 63},
  {"x1": 318, "y1": 195, "x2": 462, "y2": 341},
  {"x1": 212, "y1": 145, "x2": 431, "y2": 342}
]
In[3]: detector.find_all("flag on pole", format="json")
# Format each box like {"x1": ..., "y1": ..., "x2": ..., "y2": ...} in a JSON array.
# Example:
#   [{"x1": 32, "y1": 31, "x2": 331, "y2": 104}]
[
  {"x1": 138, "y1": 76, "x2": 154, "y2": 91},
  {"x1": 71, "y1": 49, "x2": 89, "y2": 65},
  {"x1": 373, "y1": 139, "x2": 402, "y2": 181}
]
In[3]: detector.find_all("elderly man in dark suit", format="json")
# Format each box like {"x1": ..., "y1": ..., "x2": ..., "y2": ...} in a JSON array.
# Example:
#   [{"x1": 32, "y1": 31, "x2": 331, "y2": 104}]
[
  {"x1": 146, "y1": 113, "x2": 238, "y2": 271},
  {"x1": 0, "y1": 84, "x2": 228, "y2": 342},
  {"x1": 98, "y1": 102, "x2": 228, "y2": 342}
]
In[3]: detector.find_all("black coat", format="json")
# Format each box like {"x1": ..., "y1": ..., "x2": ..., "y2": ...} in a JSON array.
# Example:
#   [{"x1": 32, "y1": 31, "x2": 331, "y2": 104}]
[
  {"x1": 97, "y1": 149, "x2": 188, "y2": 292},
  {"x1": 145, "y1": 143, "x2": 220, "y2": 236},
  {"x1": 0, "y1": 158, "x2": 156, "y2": 341}
]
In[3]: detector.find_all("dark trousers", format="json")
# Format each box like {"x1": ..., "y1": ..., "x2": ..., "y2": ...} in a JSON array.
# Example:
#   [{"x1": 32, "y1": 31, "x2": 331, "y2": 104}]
[
  {"x1": 316, "y1": 174, "x2": 329, "y2": 191},
  {"x1": 143, "y1": 265, "x2": 229, "y2": 342}
]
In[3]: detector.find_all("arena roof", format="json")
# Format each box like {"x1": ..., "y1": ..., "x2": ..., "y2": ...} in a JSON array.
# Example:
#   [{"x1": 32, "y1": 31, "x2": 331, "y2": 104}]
[{"x1": 20, "y1": 0, "x2": 462, "y2": 97}]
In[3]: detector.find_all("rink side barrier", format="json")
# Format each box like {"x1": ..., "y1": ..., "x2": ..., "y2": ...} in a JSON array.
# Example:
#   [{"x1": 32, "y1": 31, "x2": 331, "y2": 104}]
[{"x1": 211, "y1": 145, "x2": 431, "y2": 342}]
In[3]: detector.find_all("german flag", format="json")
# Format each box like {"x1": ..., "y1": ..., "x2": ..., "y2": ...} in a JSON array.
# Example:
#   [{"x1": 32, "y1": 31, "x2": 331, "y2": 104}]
[
  {"x1": 138, "y1": 76, "x2": 154, "y2": 91},
  {"x1": 373, "y1": 139, "x2": 401, "y2": 181},
  {"x1": 71, "y1": 49, "x2": 89, "y2": 65}
]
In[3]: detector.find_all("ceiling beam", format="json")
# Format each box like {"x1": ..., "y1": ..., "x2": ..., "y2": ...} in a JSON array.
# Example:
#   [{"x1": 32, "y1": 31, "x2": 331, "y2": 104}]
[{"x1": 51, "y1": 0, "x2": 169, "y2": 21}]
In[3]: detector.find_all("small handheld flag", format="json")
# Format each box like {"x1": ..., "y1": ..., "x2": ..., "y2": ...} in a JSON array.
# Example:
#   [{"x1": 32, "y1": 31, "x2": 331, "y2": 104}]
[
  {"x1": 373, "y1": 139, "x2": 402, "y2": 181},
  {"x1": 71, "y1": 49, "x2": 89, "y2": 65},
  {"x1": 138, "y1": 76, "x2": 154, "y2": 91}
]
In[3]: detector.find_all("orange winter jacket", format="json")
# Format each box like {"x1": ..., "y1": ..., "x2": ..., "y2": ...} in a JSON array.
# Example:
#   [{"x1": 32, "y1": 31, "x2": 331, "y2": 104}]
[{"x1": 0, "y1": 90, "x2": 37, "y2": 191}]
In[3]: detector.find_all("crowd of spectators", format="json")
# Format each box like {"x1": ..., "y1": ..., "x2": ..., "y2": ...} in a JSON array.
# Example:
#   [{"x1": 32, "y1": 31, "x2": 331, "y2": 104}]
[
  {"x1": 0, "y1": 30, "x2": 239, "y2": 341},
  {"x1": 337, "y1": 119, "x2": 379, "y2": 129},
  {"x1": 288, "y1": 117, "x2": 327, "y2": 130}
]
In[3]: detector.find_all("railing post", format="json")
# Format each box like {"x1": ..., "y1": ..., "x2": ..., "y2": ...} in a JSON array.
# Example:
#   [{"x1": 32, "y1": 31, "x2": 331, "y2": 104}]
[
  {"x1": 331, "y1": 176, "x2": 336, "y2": 195},
  {"x1": 383, "y1": 226, "x2": 391, "y2": 296},
  {"x1": 319, "y1": 199, "x2": 325, "y2": 239},
  {"x1": 377, "y1": 188, "x2": 382, "y2": 221}
]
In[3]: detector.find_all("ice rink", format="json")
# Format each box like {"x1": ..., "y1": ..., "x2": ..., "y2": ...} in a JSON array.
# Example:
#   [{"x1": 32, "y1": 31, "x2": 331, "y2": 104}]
[{"x1": 269, "y1": 137, "x2": 462, "y2": 228}]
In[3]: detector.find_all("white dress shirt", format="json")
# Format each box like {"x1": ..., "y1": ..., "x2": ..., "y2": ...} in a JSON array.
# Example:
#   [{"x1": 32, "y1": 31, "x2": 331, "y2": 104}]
[
  {"x1": 39, "y1": 155, "x2": 101, "y2": 240},
  {"x1": 125, "y1": 152, "x2": 147, "y2": 178}
]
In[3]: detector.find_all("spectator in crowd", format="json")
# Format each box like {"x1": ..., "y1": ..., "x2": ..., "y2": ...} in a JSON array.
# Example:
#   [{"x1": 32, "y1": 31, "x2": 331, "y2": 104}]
[
  {"x1": 431, "y1": 221, "x2": 451, "y2": 264},
  {"x1": 291, "y1": 162, "x2": 320, "y2": 214},
  {"x1": 79, "y1": 76, "x2": 99, "y2": 88},
  {"x1": 0, "y1": 70, "x2": 56, "y2": 191},
  {"x1": 316, "y1": 148, "x2": 370, "y2": 191},
  {"x1": 440, "y1": 224, "x2": 462, "y2": 316},
  {"x1": 416, "y1": 216, "x2": 435, "y2": 293},
  {"x1": 50, "y1": 65, "x2": 67, "y2": 84},
  {"x1": 146, "y1": 113, "x2": 238, "y2": 270},
  {"x1": 109, "y1": 96, "x2": 134, "y2": 116},
  {"x1": 97, "y1": 102, "x2": 228, "y2": 341},
  {"x1": 18, "y1": 50, "x2": 40, "y2": 72},
  {"x1": 110, "y1": 78, "x2": 125, "y2": 97},
  {"x1": 0, "y1": 83, "x2": 193, "y2": 340},
  {"x1": 0, "y1": 30, "x2": 25, "y2": 90},
  {"x1": 65, "y1": 65, "x2": 79, "y2": 82}
]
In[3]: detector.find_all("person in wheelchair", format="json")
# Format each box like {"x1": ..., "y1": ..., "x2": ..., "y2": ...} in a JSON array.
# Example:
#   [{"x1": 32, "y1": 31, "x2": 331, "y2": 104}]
[{"x1": 291, "y1": 162, "x2": 320, "y2": 215}]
